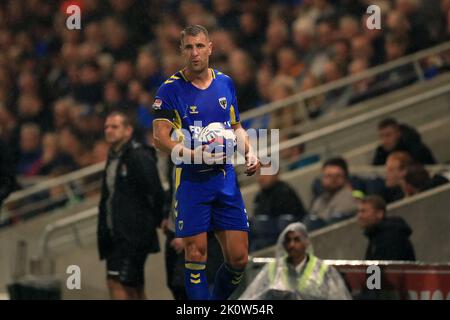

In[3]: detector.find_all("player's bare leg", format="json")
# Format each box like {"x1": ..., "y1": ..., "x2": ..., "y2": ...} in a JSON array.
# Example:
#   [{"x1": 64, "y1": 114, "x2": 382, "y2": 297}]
[
  {"x1": 183, "y1": 232, "x2": 210, "y2": 299},
  {"x1": 211, "y1": 230, "x2": 248, "y2": 300},
  {"x1": 107, "y1": 278, "x2": 139, "y2": 300}
]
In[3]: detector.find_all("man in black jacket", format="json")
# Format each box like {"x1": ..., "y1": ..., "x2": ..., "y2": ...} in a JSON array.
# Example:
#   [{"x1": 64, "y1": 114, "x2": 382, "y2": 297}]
[
  {"x1": 372, "y1": 118, "x2": 436, "y2": 166},
  {"x1": 357, "y1": 195, "x2": 415, "y2": 261},
  {"x1": 98, "y1": 111, "x2": 165, "y2": 299},
  {"x1": 254, "y1": 171, "x2": 306, "y2": 221}
]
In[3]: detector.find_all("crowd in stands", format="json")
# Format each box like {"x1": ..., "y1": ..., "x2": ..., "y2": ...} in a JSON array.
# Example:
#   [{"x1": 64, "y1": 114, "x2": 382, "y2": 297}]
[
  {"x1": 250, "y1": 115, "x2": 449, "y2": 252},
  {"x1": 1, "y1": 0, "x2": 450, "y2": 185}
]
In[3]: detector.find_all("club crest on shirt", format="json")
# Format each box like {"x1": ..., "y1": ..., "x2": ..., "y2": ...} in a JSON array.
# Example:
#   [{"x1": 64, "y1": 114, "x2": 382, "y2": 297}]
[{"x1": 219, "y1": 97, "x2": 227, "y2": 109}]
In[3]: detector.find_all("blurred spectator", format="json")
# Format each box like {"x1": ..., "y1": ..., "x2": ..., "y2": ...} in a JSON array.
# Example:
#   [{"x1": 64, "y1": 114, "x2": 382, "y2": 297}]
[
  {"x1": 382, "y1": 151, "x2": 414, "y2": 203},
  {"x1": 351, "y1": 34, "x2": 376, "y2": 67},
  {"x1": 102, "y1": 17, "x2": 136, "y2": 61},
  {"x1": 228, "y1": 50, "x2": 259, "y2": 113},
  {"x1": 72, "y1": 61, "x2": 103, "y2": 106},
  {"x1": 300, "y1": 72, "x2": 324, "y2": 119},
  {"x1": 395, "y1": 0, "x2": 432, "y2": 53},
  {"x1": 263, "y1": 20, "x2": 290, "y2": 65},
  {"x1": 136, "y1": 50, "x2": 165, "y2": 94},
  {"x1": 239, "y1": 10, "x2": 265, "y2": 63},
  {"x1": 276, "y1": 46, "x2": 305, "y2": 80},
  {"x1": 357, "y1": 195, "x2": 416, "y2": 260},
  {"x1": 0, "y1": 140, "x2": 19, "y2": 207},
  {"x1": 372, "y1": 118, "x2": 436, "y2": 165},
  {"x1": 402, "y1": 164, "x2": 431, "y2": 197},
  {"x1": 309, "y1": 157, "x2": 358, "y2": 223},
  {"x1": 269, "y1": 76, "x2": 296, "y2": 128},
  {"x1": 58, "y1": 126, "x2": 90, "y2": 169},
  {"x1": 38, "y1": 132, "x2": 74, "y2": 175},
  {"x1": 52, "y1": 97, "x2": 74, "y2": 130},
  {"x1": 254, "y1": 171, "x2": 307, "y2": 221},
  {"x1": 16, "y1": 123, "x2": 42, "y2": 176},
  {"x1": 212, "y1": 0, "x2": 240, "y2": 32},
  {"x1": 240, "y1": 222, "x2": 352, "y2": 300},
  {"x1": 338, "y1": 15, "x2": 360, "y2": 41},
  {"x1": 403, "y1": 164, "x2": 449, "y2": 197}
]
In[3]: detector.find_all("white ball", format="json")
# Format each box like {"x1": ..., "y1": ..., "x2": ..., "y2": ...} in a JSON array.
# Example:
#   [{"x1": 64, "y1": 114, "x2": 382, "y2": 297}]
[{"x1": 198, "y1": 122, "x2": 237, "y2": 155}]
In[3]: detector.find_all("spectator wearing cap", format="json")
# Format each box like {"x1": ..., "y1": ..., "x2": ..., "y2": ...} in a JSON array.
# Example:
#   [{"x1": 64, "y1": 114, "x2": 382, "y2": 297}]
[{"x1": 357, "y1": 195, "x2": 415, "y2": 261}]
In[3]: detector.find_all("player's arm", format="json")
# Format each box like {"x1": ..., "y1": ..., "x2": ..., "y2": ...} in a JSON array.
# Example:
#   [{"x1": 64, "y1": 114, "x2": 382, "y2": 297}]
[
  {"x1": 232, "y1": 122, "x2": 260, "y2": 176},
  {"x1": 153, "y1": 120, "x2": 193, "y2": 160},
  {"x1": 153, "y1": 120, "x2": 225, "y2": 164}
]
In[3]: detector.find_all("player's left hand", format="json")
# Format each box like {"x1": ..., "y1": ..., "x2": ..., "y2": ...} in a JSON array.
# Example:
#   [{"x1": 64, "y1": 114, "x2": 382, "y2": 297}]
[{"x1": 245, "y1": 151, "x2": 260, "y2": 176}]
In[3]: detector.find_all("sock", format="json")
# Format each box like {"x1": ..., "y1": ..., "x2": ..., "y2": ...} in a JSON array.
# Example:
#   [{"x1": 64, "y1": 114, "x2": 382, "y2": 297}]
[
  {"x1": 184, "y1": 261, "x2": 210, "y2": 300},
  {"x1": 210, "y1": 262, "x2": 245, "y2": 300}
]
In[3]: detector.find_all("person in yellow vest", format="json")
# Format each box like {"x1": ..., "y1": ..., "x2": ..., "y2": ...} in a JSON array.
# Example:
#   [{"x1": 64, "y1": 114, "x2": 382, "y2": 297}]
[{"x1": 240, "y1": 222, "x2": 352, "y2": 300}]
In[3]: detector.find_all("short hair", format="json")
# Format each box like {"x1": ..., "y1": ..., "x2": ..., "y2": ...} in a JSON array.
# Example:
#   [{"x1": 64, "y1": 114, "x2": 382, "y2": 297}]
[
  {"x1": 361, "y1": 195, "x2": 386, "y2": 213},
  {"x1": 388, "y1": 151, "x2": 414, "y2": 170},
  {"x1": 323, "y1": 157, "x2": 349, "y2": 178},
  {"x1": 405, "y1": 164, "x2": 430, "y2": 191},
  {"x1": 180, "y1": 25, "x2": 209, "y2": 45},
  {"x1": 378, "y1": 117, "x2": 399, "y2": 130},
  {"x1": 106, "y1": 110, "x2": 132, "y2": 128}
]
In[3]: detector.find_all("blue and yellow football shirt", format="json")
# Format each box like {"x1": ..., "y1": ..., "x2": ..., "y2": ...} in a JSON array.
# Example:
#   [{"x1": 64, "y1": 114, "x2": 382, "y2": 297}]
[{"x1": 152, "y1": 68, "x2": 240, "y2": 153}]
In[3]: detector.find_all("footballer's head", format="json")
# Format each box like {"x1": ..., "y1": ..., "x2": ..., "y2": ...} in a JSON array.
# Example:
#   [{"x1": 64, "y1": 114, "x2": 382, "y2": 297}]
[{"x1": 180, "y1": 25, "x2": 212, "y2": 74}]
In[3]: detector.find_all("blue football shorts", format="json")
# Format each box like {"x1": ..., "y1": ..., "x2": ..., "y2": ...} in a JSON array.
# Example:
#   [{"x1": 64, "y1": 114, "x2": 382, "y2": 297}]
[{"x1": 174, "y1": 164, "x2": 249, "y2": 237}]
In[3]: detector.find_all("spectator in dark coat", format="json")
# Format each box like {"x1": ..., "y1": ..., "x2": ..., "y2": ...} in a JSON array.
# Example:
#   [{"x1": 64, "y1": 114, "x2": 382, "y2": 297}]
[
  {"x1": 372, "y1": 118, "x2": 436, "y2": 166},
  {"x1": 357, "y1": 195, "x2": 415, "y2": 261},
  {"x1": 254, "y1": 172, "x2": 307, "y2": 222}
]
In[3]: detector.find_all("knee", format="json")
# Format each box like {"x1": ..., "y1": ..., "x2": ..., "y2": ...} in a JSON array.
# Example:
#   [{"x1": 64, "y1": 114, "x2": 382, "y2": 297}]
[
  {"x1": 228, "y1": 253, "x2": 248, "y2": 270},
  {"x1": 185, "y1": 242, "x2": 207, "y2": 262}
]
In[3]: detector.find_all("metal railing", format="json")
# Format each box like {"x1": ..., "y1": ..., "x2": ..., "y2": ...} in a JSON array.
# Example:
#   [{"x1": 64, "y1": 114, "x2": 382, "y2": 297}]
[
  {"x1": 2, "y1": 42, "x2": 450, "y2": 224},
  {"x1": 240, "y1": 41, "x2": 450, "y2": 123},
  {"x1": 0, "y1": 162, "x2": 104, "y2": 224},
  {"x1": 37, "y1": 207, "x2": 98, "y2": 259}
]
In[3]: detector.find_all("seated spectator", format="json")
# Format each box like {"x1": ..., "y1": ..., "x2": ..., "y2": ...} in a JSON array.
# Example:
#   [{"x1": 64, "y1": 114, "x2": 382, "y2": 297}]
[
  {"x1": 38, "y1": 132, "x2": 77, "y2": 175},
  {"x1": 254, "y1": 171, "x2": 307, "y2": 222},
  {"x1": 372, "y1": 118, "x2": 436, "y2": 165},
  {"x1": 357, "y1": 195, "x2": 416, "y2": 261},
  {"x1": 16, "y1": 123, "x2": 42, "y2": 177},
  {"x1": 381, "y1": 151, "x2": 413, "y2": 203},
  {"x1": 403, "y1": 164, "x2": 449, "y2": 196},
  {"x1": 309, "y1": 157, "x2": 359, "y2": 224},
  {"x1": 240, "y1": 222, "x2": 352, "y2": 300},
  {"x1": 402, "y1": 164, "x2": 431, "y2": 197}
]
